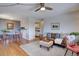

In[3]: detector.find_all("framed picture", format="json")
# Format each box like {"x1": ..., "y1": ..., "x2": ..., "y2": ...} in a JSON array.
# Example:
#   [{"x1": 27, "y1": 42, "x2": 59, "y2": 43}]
[
  {"x1": 7, "y1": 23, "x2": 14, "y2": 29},
  {"x1": 51, "y1": 23, "x2": 60, "y2": 30}
]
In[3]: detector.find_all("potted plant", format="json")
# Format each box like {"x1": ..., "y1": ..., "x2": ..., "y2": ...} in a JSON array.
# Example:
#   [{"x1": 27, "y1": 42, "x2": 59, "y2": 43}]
[
  {"x1": 0, "y1": 29, "x2": 10, "y2": 35},
  {"x1": 70, "y1": 32, "x2": 79, "y2": 36},
  {"x1": 1, "y1": 29, "x2": 9, "y2": 32}
]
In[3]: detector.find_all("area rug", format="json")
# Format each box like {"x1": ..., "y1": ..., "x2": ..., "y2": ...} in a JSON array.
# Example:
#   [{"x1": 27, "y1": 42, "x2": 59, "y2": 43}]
[{"x1": 20, "y1": 41, "x2": 76, "y2": 56}]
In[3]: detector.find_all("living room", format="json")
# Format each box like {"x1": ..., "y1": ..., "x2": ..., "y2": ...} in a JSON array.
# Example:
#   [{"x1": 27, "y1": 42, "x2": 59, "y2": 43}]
[{"x1": 0, "y1": 3, "x2": 79, "y2": 56}]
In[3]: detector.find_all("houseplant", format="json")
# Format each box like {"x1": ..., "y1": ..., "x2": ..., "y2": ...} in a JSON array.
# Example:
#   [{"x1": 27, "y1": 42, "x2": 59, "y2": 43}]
[
  {"x1": 70, "y1": 32, "x2": 79, "y2": 36},
  {"x1": 0, "y1": 29, "x2": 10, "y2": 33}
]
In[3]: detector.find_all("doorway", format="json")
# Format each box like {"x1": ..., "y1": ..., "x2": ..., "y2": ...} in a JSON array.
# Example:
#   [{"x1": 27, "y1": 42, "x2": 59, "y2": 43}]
[{"x1": 35, "y1": 19, "x2": 44, "y2": 40}]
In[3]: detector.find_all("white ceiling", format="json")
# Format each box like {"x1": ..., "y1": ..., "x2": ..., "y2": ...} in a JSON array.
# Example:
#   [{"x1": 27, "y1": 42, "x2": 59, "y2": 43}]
[{"x1": 0, "y1": 3, "x2": 79, "y2": 20}]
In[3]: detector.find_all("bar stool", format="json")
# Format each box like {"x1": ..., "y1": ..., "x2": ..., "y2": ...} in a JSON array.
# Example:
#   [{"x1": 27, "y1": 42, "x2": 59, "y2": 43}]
[
  {"x1": 2, "y1": 33, "x2": 9, "y2": 48},
  {"x1": 0, "y1": 34, "x2": 3, "y2": 40},
  {"x1": 6, "y1": 33, "x2": 14, "y2": 43},
  {"x1": 14, "y1": 32, "x2": 22, "y2": 42}
]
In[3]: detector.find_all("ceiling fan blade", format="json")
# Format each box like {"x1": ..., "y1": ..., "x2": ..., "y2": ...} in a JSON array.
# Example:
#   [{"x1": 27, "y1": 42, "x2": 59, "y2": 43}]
[
  {"x1": 35, "y1": 8, "x2": 41, "y2": 12},
  {"x1": 45, "y1": 7, "x2": 53, "y2": 10}
]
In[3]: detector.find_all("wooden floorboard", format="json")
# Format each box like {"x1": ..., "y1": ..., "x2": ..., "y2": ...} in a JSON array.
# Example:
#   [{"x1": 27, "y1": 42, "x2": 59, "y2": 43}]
[{"x1": 0, "y1": 39, "x2": 29, "y2": 56}]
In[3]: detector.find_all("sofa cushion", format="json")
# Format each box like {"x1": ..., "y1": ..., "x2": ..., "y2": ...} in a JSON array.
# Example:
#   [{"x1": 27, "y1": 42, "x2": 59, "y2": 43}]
[{"x1": 55, "y1": 39, "x2": 63, "y2": 44}]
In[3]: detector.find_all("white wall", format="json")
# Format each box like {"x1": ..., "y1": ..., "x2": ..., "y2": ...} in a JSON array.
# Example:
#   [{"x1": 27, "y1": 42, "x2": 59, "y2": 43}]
[
  {"x1": 43, "y1": 13, "x2": 79, "y2": 35},
  {"x1": 20, "y1": 12, "x2": 79, "y2": 40},
  {"x1": 28, "y1": 18, "x2": 37, "y2": 40},
  {"x1": 20, "y1": 18, "x2": 36, "y2": 40},
  {"x1": 20, "y1": 18, "x2": 29, "y2": 40},
  {"x1": 0, "y1": 19, "x2": 20, "y2": 30}
]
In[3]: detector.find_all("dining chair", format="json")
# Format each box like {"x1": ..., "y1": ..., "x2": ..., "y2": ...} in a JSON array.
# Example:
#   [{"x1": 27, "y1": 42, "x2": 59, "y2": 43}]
[
  {"x1": 64, "y1": 44, "x2": 79, "y2": 56},
  {"x1": 64, "y1": 35, "x2": 79, "y2": 56}
]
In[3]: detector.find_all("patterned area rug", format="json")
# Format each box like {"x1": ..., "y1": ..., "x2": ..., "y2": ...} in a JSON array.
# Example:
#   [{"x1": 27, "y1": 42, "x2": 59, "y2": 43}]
[{"x1": 20, "y1": 41, "x2": 76, "y2": 56}]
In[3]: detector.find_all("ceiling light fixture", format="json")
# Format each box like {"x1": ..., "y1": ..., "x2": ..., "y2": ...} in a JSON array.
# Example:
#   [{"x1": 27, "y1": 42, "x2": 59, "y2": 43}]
[{"x1": 40, "y1": 7, "x2": 45, "y2": 11}]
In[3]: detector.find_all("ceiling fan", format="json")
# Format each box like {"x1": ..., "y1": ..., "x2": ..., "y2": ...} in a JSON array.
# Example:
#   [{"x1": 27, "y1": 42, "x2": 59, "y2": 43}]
[{"x1": 35, "y1": 3, "x2": 53, "y2": 12}]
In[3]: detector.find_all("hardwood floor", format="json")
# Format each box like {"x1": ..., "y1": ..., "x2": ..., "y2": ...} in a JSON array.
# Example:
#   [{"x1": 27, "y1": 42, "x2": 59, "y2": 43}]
[{"x1": 0, "y1": 39, "x2": 29, "y2": 56}]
